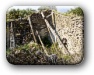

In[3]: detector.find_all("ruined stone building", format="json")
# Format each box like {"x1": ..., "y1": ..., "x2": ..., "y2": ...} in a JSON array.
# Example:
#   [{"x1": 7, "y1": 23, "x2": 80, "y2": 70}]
[{"x1": 6, "y1": 10, "x2": 84, "y2": 63}]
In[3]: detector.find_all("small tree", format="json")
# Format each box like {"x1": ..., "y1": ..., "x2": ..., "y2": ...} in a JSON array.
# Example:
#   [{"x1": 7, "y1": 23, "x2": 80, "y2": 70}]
[
  {"x1": 7, "y1": 8, "x2": 36, "y2": 19},
  {"x1": 68, "y1": 7, "x2": 84, "y2": 16}
]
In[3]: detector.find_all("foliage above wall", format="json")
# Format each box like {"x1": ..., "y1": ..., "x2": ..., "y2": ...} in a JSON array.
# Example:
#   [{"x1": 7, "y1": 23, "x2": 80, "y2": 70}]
[
  {"x1": 67, "y1": 7, "x2": 84, "y2": 16},
  {"x1": 6, "y1": 8, "x2": 36, "y2": 20}
]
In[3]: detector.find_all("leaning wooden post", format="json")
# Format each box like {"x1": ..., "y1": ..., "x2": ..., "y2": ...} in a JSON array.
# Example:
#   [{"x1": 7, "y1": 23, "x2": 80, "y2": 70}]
[
  {"x1": 41, "y1": 12, "x2": 54, "y2": 43},
  {"x1": 6, "y1": 22, "x2": 10, "y2": 49},
  {"x1": 10, "y1": 21, "x2": 15, "y2": 50},
  {"x1": 28, "y1": 16, "x2": 37, "y2": 43},
  {"x1": 47, "y1": 27, "x2": 54, "y2": 43},
  {"x1": 41, "y1": 12, "x2": 70, "y2": 55},
  {"x1": 36, "y1": 30, "x2": 48, "y2": 56},
  {"x1": 45, "y1": 11, "x2": 57, "y2": 52},
  {"x1": 51, "y1": 11, "x2": 57, "y2": 42}
]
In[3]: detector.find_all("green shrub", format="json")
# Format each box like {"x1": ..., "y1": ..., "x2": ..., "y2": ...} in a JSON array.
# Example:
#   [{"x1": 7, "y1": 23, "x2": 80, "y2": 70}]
[
  {"x1": 16, "y1": 44, "x2": 30, "y2": 51},
  {"x1": 68, "y1": 7, "x2": 84, "y2": 16}
]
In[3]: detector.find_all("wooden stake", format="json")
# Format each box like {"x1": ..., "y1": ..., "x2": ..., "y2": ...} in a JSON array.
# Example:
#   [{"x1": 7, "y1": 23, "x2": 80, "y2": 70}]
[
  {"x1": 36, "y1": 30, "x2": 48, "y2": 56},
  {"x1": 41, "y1": 12, "x2": 70, "y2": 55},
  {"x1": 28, "y1": 16, "x2": 37, "y2": 43},
  {"x1": 10, "y1": 21, "x2": 15, "y2": 50},
  {"x1": 47, "y1": 26, "x2": 54, "y2": 43}
]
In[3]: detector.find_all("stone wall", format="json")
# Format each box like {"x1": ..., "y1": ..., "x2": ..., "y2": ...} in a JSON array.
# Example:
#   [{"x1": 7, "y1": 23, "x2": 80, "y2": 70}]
[
  {"x1": 31, "y1": 11, "x2": 84, "y2": 62},
  {"x1": 6, "y1": 10, "x2": 84, "y2": 64},
  {"x1": 54, "y1": 12, "x2": 84, "y2": 63}
]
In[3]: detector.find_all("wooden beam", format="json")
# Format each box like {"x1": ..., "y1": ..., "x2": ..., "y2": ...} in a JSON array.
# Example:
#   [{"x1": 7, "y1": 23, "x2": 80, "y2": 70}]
[
  {"x1": 46, "y1": 13, "x2": 52, "y2": 18},
  {"x1": 6, "y1": 22, "x2": 10, "y2": 48},
  {"x1": 36, "y1": 30, "x2": 48, "y2": 56},
  {"x1": 41, "y1": 12, "x2": 70, "y2": 55},
  {"x1": 47, "y1": 26, "x2": 54, "y2": 43},
  {"x1": 10, "y1": 21, "x2": 15, "y2": 50},
  {"x1": 51, "y1": 11, "x2": 57, "y2": 42},
  {"x1": 7, "y1": 18, "x2": 27, "y2": 22},
  {"x1": 41, "y1": 12, "x2": 54, "y2": 43},
  {"x1": 28, "y1": 16, "x2": 37, "y2": 43}
]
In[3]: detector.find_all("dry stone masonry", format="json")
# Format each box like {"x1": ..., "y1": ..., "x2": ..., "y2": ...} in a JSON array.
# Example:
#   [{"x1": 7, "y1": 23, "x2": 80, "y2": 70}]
[
  {"x1": 6, "y1": 10, "x2": 84, "y2": 64},
  {"x1": 54, "y1": 12, "x2": 84, "y2": 63}
]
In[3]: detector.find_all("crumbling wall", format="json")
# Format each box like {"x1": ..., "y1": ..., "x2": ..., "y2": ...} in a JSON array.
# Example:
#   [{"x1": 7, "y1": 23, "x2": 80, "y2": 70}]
[
  {"x1": 30, "y1": 11, "x2": 53, "y2": 44},
  {"x1": 54, "y1": 12, "x2": 84, "y2": 63},
  {"x1": 6, "y1": 10, "x2": 84, "y2": 64},
  {"x1": 6, "y1": 20, "x2": 32, "y2": 48},
  {"x1": 30, "y1": 13, "x2": 48, "y2": 38},
  {"x1": 31, "y1": 11, "x2": 84, "y2": 60}
]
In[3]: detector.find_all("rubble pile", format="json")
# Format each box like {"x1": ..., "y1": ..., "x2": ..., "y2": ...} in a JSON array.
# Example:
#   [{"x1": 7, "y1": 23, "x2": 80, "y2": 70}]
[{"x1": 6, "y1": 47, "x2": 64, "y2": 65}]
